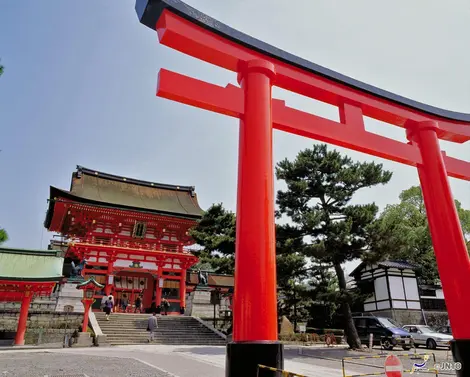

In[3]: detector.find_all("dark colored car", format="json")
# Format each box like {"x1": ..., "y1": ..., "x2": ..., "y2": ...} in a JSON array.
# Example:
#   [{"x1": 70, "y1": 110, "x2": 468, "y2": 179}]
[{"x1": 353, "y1": 316, "x2": 413, "y2": 350}]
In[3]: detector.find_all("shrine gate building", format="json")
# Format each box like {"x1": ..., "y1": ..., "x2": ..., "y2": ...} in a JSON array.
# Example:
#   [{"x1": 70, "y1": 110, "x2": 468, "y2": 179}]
[{"x1": 45, "y1": 166, "x2": 203, "y2": 314}]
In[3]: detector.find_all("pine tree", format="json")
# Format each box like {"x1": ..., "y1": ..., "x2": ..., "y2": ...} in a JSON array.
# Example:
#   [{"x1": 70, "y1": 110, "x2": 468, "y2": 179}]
[
  {"x1": 276, "y1": 144, "x2": 392, "y2": 349},
  {"x1": 0, "y1": 228, "x2": 8, "y2": 245},
  {"x1": 189, "y1": 203, "x2": 236, "y2": 274}
]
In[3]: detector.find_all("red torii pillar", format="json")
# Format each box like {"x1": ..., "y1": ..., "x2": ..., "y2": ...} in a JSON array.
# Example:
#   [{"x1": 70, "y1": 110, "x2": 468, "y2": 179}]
[
  {"x1": 227, "y1": 59, "x2": 282, "y2": 373},
  {"x1": 14, "y1": 289, "x2": 33, "y2": 346},
  {"x1": 407, "y1": 122, "x2": 470, "y2": 364}
]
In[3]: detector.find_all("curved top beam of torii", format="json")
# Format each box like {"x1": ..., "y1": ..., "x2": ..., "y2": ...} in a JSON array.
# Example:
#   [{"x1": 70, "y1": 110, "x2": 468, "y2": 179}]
[{"x1": 136, "y1": 0, "x2": 470, "y2": 143}]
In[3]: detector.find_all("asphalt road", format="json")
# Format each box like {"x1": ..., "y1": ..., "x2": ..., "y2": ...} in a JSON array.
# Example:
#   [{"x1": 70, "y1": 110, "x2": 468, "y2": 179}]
[
  {"x1": 0, "y1": 346, "x2": 458, "y2": 377},
  {"x1": 285, "y1": 346, "x2": 457, "y2": 376},
  {"x1": 0, "y1": 352, "x2": 174, "y2": 377}
]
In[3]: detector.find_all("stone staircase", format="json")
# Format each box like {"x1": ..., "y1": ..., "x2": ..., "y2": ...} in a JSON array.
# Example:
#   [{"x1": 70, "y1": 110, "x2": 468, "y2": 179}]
[{"x1": 94, "y1": 312, "x2": 227, "y2": 346}]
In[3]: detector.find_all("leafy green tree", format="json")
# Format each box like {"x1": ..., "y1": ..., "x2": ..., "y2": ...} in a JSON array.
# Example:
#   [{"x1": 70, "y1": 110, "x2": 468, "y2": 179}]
[
  {"x1": 0, "y1": 60, "x2": 3, "y2": 77},
  {"x1": 379, "y1": 186, "x2": 470, "y2": 284},
  {"x1": 276, "y1": 144, "x2": 392, "y2": 349},
  {"x1": 0, "y1": 228, "x2": 8, "y2": 245}
]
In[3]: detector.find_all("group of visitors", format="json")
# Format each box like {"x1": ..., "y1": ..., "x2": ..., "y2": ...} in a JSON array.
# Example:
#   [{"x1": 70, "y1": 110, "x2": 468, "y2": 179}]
[
  {"x1": 100, "y1": 293, "x2": 171, "y2": 342},
  {"x1": 99, "y1": 292, "x2": 171, "y2": 343},
  {"x1": 120, "y1": 294, "x2": 144, "y2": 313},
  {"x1": 100, "y1": 293, "x2": 146, "y2": 319}
]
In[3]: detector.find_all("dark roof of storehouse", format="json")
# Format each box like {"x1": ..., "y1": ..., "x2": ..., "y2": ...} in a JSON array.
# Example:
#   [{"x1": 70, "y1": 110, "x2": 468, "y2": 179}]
[
  {"x1": 349, "y1": 260, "x2": 419, "y2": 277},
  {"x1": 45, "y1": 166, "x2": 204, "y2": 227}
]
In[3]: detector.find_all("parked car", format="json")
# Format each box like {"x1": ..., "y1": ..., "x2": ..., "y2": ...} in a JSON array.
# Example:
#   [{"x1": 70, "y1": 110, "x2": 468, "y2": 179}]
[
  {"x1": 402, "y1": 325, "x2": 452, "y2": 349},
  {"x1": 353, "y1": 316, "x2": 413, "y2": 350}
]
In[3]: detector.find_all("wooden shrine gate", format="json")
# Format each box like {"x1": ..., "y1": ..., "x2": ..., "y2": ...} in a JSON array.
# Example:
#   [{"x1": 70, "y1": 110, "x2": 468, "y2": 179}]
[{"x1": 135, "y1": 1, "x2": 470, "y2": 376}]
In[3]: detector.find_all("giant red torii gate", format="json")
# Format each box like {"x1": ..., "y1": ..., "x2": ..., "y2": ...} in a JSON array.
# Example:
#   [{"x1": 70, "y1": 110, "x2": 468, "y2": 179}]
[{"x1": 135, "y1": 1, "x2": 470, "y2": 376}]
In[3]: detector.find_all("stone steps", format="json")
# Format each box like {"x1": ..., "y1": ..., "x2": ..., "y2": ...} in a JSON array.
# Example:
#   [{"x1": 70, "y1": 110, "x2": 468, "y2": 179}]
[
  {"x1": 109, "y1": 340, "x2": 227, "y2": 345},
  {"x1": 95, "y1": 313, "x2": 226, "y2": 346},
  {"x1": 103, "y1": 331, "x2": 224, "y2": 337}
]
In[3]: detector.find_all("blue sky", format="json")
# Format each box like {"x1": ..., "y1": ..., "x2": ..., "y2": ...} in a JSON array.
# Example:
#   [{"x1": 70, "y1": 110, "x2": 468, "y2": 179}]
[{"x1": 1, "y1": 0, "x2": 469, "y2": 273}]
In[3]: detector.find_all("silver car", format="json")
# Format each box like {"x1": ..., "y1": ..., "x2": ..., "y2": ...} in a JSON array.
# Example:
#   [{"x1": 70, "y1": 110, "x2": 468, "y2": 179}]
[{"x1": 402, "y1": 325, "x2": 452, "y2": 349}]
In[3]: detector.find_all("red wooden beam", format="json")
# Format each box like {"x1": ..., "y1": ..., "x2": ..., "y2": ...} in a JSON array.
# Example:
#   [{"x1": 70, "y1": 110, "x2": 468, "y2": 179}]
[
  {"x1": 157, "y1": 69, "x2": 470, "y2": 181},
  {"x1": 70, "y1": 242, "x2": 198, "y2": 264},
  {"x1": 156, "y1": 10, "x2": 470, "y2": 143},
  {"x1": 0, "y1": 281, "x2": 56, "y2": 302}
]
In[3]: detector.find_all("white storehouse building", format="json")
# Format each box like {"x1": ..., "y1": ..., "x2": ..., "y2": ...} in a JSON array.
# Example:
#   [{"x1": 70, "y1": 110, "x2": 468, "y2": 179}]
[{"x1": 349, "y1": 260, "x2": 448, "y2": 326}]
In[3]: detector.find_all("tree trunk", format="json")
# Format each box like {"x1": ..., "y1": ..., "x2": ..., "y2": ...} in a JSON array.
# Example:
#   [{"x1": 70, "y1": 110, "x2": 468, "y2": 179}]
[{"x1": 334, "y1": 262, "x2": 362, "y2": 349}]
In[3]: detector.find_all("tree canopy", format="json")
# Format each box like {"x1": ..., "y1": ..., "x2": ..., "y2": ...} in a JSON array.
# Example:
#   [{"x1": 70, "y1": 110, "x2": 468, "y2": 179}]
[
  {"x1": 379, "y1": 186, "x2": 470, "y2": 284},
  {"x1": 188, "y1": 203, "x2": 236, "y2": 274},
  {"x1": 276, "y1": 144, "x2": 393, "y2": 349}
]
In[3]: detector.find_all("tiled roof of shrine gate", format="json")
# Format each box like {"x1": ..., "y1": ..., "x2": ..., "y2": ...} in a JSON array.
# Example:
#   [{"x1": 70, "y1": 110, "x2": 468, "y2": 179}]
[
  {"x1": 45, "y1": 166, "x2": 204, "y2": 226},
  {"x1": 0, "y1": 247, "x2": 64, "y2": 282}
]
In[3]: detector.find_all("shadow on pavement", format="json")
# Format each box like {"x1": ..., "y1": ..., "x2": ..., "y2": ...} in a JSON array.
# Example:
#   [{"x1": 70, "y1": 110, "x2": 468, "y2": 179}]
[
  {"x1": 284, "y1": 347, "x2": 365, "y2": 360},
  {"x1": 174, "y1": 346, "x2": 226, "y2": 356},
  {"x1": 174, "y1": 345, "x2": 364, "y2": 361}
]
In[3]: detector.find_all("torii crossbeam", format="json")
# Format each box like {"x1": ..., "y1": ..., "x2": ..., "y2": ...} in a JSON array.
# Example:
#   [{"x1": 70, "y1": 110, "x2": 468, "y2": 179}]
[{"x1": 135, "y1": 1, "x2": 470, "y2": 376}]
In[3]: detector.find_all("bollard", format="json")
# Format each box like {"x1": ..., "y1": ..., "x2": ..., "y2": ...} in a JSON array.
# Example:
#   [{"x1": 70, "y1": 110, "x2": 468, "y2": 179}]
[{"x1": 368, "y1": 333, "x2": 373, "y2": 352}]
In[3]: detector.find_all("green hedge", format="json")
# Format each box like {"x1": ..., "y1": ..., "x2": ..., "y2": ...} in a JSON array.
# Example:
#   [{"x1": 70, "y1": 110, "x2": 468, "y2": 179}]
[
  {"x1": 306, "y1": 328, "x2": 344, "y2": 336},
  {"x1": 279, "y1": 332, "x2": 343, "y2": 344}
]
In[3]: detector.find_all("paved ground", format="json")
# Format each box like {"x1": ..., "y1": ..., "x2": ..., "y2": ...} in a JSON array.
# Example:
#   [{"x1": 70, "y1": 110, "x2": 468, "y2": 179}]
[{"x1": 0, "y1": 345, "x2": 457, "y2": 377}]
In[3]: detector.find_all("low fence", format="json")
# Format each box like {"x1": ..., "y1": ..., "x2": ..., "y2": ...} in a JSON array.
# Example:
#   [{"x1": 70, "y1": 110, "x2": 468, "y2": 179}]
[
  {"x1": 342, "y1": 353, "x2": 439, "y2": 377},
  {"x1": 257, "y1": 364, "x2": 308, "y2": 377}
]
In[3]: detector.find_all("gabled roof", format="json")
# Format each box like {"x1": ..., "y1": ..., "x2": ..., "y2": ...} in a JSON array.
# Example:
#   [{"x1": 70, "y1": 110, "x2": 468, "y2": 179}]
[
  {"x1": 378, "y1": 261, "x2": 418, "y2": 270},
  {"x1": 45, "y1": 165, "x2": 204, "y2": 227},
  {"x1": 76, "y1": 277, "x2": 105, "y2": 290},
  {"x1": 0, "y1": 247, "x2": 63, "y2": 282},
  {"x1": 349, "y1": 260, "x2": 419, "y2": 277}
]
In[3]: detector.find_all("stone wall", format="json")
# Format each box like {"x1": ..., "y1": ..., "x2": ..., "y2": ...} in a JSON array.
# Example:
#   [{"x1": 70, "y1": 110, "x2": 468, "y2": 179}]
[
  {"x1": 423, "y1": 311, "x2": 449, "y2": 327},
  {"x1": 0, "y1": 297, "x2": 58, "y2": 312},
  {"x1": 186, "y1": 290, "x2": 231, "y2": 318},
  {"x1": 0, "y1": 310, "x2": 84, "y2": 345}
]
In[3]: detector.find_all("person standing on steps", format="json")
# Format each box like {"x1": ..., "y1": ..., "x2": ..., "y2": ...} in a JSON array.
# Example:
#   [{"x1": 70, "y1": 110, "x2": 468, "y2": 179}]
[
  {"x1": 135, "y1": 295, "x2": 142, "y2": 313},
  {"x1": 147, "y1": 312, "x2": 158, "y2": 342},
  {"x1": 121, "y1": 294, "x2": 129, "y2": 313},
  {"x1": 162, "y1": 298, "x2": 170, "y2": 315},
  {"x1": 103, "y1": 296, "x2": 113, "y2": 321},
  {"x1": 108, "y1": 293, "x2": 115, "y2": 312}
]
